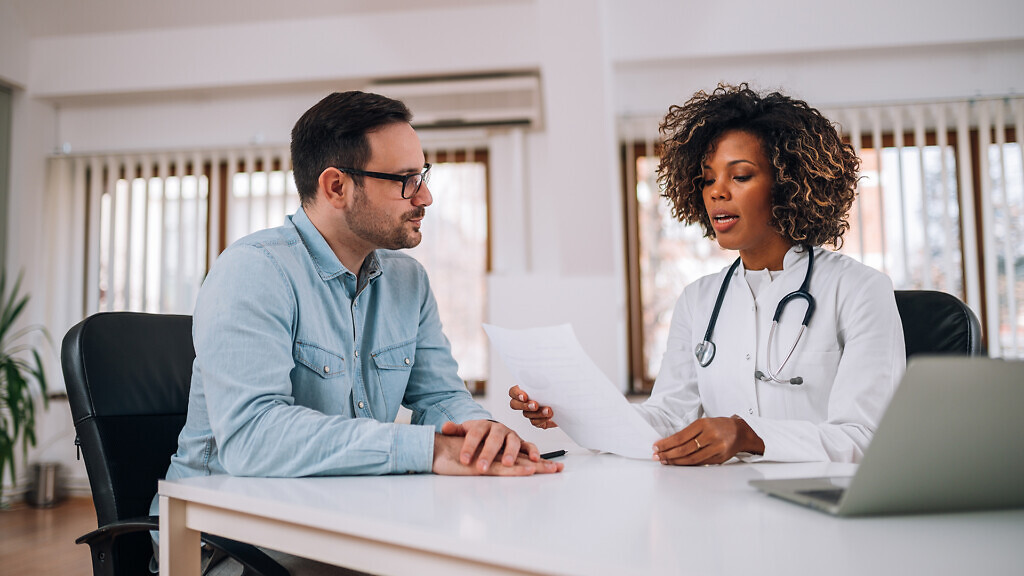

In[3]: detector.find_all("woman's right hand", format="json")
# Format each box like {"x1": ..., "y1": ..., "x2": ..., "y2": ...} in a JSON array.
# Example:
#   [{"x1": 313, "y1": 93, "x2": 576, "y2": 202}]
[{"x1": 508, "y1": 386, "x2": 558, "y2": 429}]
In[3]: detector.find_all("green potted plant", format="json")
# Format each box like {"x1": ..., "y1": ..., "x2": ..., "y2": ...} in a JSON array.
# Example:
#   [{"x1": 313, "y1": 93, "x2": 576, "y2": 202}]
[{"x1": 0, "y1": 271, "x2": 48, "y2": 505}]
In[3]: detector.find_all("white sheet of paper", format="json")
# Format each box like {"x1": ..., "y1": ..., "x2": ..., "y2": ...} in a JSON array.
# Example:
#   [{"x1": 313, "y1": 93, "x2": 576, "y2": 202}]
[{"x1": 484, "y1": 323, "x2": 660, "y2": 459}]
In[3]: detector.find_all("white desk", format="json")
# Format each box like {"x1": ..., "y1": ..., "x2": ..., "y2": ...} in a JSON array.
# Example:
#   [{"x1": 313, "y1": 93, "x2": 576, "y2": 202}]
[{"x1": 159, "y1": 452, "x2": 1024, "y2": 575}]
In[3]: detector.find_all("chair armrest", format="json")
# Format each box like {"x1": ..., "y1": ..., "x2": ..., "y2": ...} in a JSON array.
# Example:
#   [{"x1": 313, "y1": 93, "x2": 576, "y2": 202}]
[
  {"x1": 75, "y1": 516, "x2": 159, "y2": 546},
  {"x1": 76, "y1": 515, "x2": 289, "y2": 576}
]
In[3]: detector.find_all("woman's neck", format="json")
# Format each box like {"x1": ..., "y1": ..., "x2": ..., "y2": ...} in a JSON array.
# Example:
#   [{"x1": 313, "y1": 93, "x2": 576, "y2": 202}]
[{"x1": 739, "y1": 237, "x2": 794, "y2": 271}]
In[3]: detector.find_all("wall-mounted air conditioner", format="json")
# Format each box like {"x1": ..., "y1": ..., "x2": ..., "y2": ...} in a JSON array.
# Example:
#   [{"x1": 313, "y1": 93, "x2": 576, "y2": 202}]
[{"x1": 366, "y1": 73, "x2": 542, "y2": 130}]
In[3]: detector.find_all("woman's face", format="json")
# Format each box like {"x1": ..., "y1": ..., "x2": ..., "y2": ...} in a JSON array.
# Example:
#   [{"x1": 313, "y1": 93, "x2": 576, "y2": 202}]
[{"x1": 701, "y1": 130, "x2": 791, "y2": 269}]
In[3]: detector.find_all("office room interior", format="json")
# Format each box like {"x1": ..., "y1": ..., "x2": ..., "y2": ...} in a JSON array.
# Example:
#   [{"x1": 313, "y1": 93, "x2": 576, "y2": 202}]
[{"x1": 1, "y1": 0, "x2": 1022, "y2": 514}]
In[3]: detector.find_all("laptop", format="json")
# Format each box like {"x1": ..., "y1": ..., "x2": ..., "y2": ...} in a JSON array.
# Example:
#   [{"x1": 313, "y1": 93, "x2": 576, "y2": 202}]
[{"x1": 749, "y1": 356, "x2": 1024, "y2": 516}]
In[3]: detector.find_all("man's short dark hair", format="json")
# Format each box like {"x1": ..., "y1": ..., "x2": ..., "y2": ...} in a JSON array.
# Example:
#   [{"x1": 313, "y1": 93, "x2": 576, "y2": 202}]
[{"x1": 290, "y1": 91, "x2": 413, "y2": 205}]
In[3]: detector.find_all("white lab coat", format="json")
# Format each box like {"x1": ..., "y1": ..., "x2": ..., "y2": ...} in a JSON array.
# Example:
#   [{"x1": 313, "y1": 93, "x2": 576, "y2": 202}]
[{"x1": 635, "y1": 246, "x2": 906, "y2": 463}]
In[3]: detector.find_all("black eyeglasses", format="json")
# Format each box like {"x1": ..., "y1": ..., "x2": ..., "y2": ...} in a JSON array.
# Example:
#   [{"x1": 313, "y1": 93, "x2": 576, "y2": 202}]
[{"x1": 337, "y1": 163, "x2": 431, "y2": 199}]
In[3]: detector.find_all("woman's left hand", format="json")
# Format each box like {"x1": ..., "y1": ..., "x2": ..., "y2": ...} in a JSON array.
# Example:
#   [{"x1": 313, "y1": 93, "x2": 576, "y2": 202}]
[{"x1": 652, "y1": 416, "x2": 765, "y2": 466}]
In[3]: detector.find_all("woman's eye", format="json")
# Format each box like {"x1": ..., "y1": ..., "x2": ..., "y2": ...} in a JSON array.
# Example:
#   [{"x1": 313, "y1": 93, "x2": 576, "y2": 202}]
[
  {"x1": 734, "y1": 175, "x2": 751, "y2": 182},
  {"x1": 701, "y1": 178, "x2": 715, "y2": 187}
]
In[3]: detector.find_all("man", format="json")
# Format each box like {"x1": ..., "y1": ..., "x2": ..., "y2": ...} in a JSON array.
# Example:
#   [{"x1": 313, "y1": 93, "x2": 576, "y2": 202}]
[{"x1": 153, "y1": 91, "x2": 560, "y2": 574}]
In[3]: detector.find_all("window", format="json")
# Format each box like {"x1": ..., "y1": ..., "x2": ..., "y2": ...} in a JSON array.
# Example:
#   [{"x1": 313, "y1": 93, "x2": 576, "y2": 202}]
[
  {"x1": 56, "y1": 144, "x2": 491, "y2": 390},
  {"x1": 409, "y1": 149, "x2": 491, "y2": 388},
  {"x1": 622, "y1": 97, "x2": 1024, "y2": 391}
]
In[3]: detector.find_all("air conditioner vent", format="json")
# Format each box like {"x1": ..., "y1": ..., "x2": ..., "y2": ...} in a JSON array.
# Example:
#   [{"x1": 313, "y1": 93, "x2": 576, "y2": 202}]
[{"x1": 366, "y1": 74, "x2": 542, "y2": 129}]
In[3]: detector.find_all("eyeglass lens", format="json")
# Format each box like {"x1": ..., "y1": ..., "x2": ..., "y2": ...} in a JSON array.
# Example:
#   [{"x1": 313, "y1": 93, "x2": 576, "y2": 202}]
[{"x1": 402, "y1": 168, "x2": 430, "y2": 199}]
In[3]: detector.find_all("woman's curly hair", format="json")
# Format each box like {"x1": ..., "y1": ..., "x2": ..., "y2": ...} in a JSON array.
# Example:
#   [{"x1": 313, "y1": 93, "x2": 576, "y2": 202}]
[{"x1": 657, "y1": 83, "x2": 860, "y2": 248}]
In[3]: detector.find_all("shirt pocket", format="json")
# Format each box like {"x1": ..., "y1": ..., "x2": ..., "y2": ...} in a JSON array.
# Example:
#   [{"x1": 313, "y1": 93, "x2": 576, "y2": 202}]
[
  {"x1": 293, "y1": 340, "x2": 346, "y2": 379},
  {"x1": 371, "y1": 339, "x2": 416, "y2": 370}
]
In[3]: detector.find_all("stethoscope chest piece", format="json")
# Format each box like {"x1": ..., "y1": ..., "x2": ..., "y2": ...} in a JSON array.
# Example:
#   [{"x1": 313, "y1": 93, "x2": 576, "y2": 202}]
[{"x1": 694, "y1": 340, "x2": 716, "y2": 367}]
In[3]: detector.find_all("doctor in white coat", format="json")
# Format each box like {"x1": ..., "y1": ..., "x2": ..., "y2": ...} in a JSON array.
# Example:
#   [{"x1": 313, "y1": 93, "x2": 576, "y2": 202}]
[{"x1": 511, "y1": 83, "x2": 905, "y2": 465}]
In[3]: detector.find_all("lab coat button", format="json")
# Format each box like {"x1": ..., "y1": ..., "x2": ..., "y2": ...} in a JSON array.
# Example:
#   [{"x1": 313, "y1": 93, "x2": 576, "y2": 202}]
[
  {"x1": 745, "y1": 354, "x2": 751, "y2": 360},
  {"x1": 748, "y1": 408, "x2": 754, "y2": 415}
]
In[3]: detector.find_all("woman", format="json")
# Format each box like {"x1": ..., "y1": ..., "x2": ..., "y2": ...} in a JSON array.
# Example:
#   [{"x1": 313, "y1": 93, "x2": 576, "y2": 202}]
[{"x1": 510, "y1": 83, "x2": 905, "y2": 465}]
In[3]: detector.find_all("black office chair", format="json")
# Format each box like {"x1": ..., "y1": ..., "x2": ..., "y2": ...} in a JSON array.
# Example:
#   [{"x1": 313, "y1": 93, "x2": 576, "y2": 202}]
[
  {"x1": 894, "y1": 290, "x2": 984, "y2": 358},
  {"x1": 62, "y1": 312, "x2": 288, "y2": 576}
]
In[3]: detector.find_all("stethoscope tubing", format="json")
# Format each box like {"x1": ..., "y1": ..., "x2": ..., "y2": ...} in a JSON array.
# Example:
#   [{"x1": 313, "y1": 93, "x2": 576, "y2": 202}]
[{"x1": 694, "y1": 246, "x2": 816, "y2": 384}]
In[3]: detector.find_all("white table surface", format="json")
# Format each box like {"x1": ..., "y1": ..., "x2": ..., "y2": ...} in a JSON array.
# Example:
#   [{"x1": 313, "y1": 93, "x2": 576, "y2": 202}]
[{"x1": 159, "y1": 451, "x2": 1024, "y2": 575}]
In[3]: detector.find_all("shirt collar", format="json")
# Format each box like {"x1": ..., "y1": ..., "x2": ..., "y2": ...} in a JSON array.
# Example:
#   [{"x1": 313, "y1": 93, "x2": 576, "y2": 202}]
[
  {"x1": 782, "y1": 244, "x2": 813, "y2": 270},
  {"x1": 290, "y1": 207, "x2": 382, "y2": 282}
]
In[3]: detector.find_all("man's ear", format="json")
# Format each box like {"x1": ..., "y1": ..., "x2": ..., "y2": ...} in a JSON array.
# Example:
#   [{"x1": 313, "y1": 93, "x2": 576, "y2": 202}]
[{"x1": 317, "y1": 167, "x2": 348, "y2": 209}]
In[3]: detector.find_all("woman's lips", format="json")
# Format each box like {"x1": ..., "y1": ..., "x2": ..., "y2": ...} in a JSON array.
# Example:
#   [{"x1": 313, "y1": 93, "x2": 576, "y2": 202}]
[{"x1": 711, "y1": 213, "x2": 738, "y2": 233}]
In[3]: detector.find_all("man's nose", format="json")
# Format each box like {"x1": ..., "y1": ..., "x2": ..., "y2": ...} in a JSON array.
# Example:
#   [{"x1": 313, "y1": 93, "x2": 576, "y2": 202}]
[{"x1": 413, "y1": 182, "x2": 433, "y2": 207}]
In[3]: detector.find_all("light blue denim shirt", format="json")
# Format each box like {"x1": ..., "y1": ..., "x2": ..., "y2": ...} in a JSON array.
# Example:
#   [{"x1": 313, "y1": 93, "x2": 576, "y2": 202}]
[{"x1": 162, "y1": 207, "x2": 490, "y2": 484}]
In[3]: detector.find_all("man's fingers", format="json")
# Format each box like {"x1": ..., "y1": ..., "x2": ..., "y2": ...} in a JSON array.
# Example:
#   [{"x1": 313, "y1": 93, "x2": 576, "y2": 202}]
[
  {"x1": 501, "y1": 434, "x2": 522, "y2": 466},
  {"x1": 441, "y1": 421, "x2": 464, "y2": 436},
  {"x1": 459, "y1": 426, "x2": 487, "y2": 465},
  {"x1": 476, "y1": 426, "x2": 508, "y2": 472},
  {"x1": 521, "y1": 440, "x2": 540, "y2": 462}
]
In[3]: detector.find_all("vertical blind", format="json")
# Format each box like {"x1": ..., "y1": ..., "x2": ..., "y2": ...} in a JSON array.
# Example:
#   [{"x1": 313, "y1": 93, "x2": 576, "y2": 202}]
[
  {"x1": 620, "y1": 95, "x2": 1023, "y2": 387},
  {"x1": 44, "y1": 144, "x2": 491, "y2": 389}
]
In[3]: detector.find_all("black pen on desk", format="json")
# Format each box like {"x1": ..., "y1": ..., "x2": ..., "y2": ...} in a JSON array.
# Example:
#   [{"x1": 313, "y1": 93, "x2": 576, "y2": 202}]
[{"x1": 540, "y1": 450, "x2": 566, "y2": 459}]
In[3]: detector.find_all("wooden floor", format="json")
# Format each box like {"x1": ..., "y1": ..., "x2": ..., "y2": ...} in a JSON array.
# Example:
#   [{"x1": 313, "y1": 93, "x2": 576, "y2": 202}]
[{"x1": 0, "y1": 497, "x2": 97, "y2": 576}]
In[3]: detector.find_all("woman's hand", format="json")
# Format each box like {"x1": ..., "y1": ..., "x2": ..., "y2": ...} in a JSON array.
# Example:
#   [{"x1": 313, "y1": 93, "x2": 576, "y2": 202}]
[
  {"x1": 508, "y1": 386, "x2": 558, "y2": 429},
  {"x1": 652, "y1": 416, "x2": 765, "y2": 465}
]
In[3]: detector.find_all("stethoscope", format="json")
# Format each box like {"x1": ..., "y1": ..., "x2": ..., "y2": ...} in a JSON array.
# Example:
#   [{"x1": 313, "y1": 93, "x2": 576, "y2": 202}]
[{"x1": 693, "y1": 247, "x2": 816, "y2": 385}]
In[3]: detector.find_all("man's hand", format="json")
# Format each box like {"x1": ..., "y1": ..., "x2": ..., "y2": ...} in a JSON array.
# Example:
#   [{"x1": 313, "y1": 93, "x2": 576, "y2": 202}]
[
  {"x1": 508, "y1": 386, "x2": 558, "y2": 429},
  {"x1": 652, "y1": 416, "x2": 765, "y2": 466},
  {"x1": 432, "y1": 420, "x2": 563, "y2": 475}
]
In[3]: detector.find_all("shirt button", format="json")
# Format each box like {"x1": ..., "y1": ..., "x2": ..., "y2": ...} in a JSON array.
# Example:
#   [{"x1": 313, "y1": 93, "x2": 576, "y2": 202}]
[
  {"x1": 354, "y1": 350, "x2": 359, "y2": 358},
  {"x1": 404, "y1": 358, "x2": 411, "y2": 365},
  {"x1": 323, "y1": 366, "x2": 330, "y2": 373},
  {"x1": 358, "y1": 401, "x2": 365, "y2": 409}
]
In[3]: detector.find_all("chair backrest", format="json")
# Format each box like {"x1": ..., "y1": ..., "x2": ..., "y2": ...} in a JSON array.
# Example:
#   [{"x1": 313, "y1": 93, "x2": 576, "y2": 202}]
[
  {"x1": 62, "y1": 312, "x2": 193, "y2": 566},
  {"x1": 894, "y1": 290, "x2": 984, "y2": 358}
]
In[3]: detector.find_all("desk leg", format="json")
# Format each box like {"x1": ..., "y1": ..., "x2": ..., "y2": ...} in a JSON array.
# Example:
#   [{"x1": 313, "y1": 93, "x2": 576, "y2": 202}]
[{"x1": 159, "y1": 494, "x2": 201, "y2": 576}]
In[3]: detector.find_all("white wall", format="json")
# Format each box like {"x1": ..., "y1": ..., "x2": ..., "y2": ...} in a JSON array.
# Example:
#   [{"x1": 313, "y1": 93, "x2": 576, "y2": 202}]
[
  {"x1": 0, "y1": 2, "x2": 30, "y2": 88},
  {"x1": 2, "y1": 0, "x2": 1023, "y2": 492}
]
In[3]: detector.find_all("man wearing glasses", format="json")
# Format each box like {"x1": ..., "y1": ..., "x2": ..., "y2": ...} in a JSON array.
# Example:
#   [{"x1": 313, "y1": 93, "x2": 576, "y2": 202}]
[{"x1": 154, "y1": 91, "x2": 560, "y2": 573}]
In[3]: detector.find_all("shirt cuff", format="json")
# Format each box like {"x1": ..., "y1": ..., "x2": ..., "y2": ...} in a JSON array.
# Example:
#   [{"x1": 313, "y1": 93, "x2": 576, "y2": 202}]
[{"x1": 392, "y1": 424, "x2": 435, "y2": 474}]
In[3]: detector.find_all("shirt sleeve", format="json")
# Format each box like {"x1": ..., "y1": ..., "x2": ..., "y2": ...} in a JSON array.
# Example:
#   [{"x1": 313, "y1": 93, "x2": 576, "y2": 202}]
[
  {"x1": 633, "y1": 283, "x2": 705, "y2": 438},
  {"x1": 196, "y1": 245, "x2": 435, "y2": 477},
  {"x1": 401, "y1": 269, "x2": 492, "y2": 428},
  {"x1": 740, "y1": 268, "x2": 906, "y2": 463}
]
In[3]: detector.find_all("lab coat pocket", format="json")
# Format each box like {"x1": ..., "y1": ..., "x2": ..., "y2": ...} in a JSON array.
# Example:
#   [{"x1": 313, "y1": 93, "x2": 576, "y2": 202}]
[{"x1": 794, "y1": 347, "x2": 841, "y2": 388}]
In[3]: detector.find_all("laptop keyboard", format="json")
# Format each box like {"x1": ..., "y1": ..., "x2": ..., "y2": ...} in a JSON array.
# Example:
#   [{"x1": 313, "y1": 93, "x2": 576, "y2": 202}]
[{"x1": 797, "y1": 488, "x2": 846, "y2": 505}]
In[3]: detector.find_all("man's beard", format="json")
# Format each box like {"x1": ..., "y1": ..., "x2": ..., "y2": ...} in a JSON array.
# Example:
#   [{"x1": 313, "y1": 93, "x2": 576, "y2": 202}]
[{"x1": 345, "y1": 186, "x2": 425, "y2": 251}]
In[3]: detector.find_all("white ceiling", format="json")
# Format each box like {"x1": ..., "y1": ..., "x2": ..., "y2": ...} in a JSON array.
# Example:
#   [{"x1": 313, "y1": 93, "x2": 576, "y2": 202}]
[{"x1": 9, "y1": 0, "x2": 529, "y2": 38}]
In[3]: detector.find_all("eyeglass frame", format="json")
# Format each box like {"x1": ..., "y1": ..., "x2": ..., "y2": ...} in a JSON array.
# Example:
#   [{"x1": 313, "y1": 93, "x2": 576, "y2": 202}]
[{"x1": 336, "y1": 163, "x2": 432, "y2": 199}]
